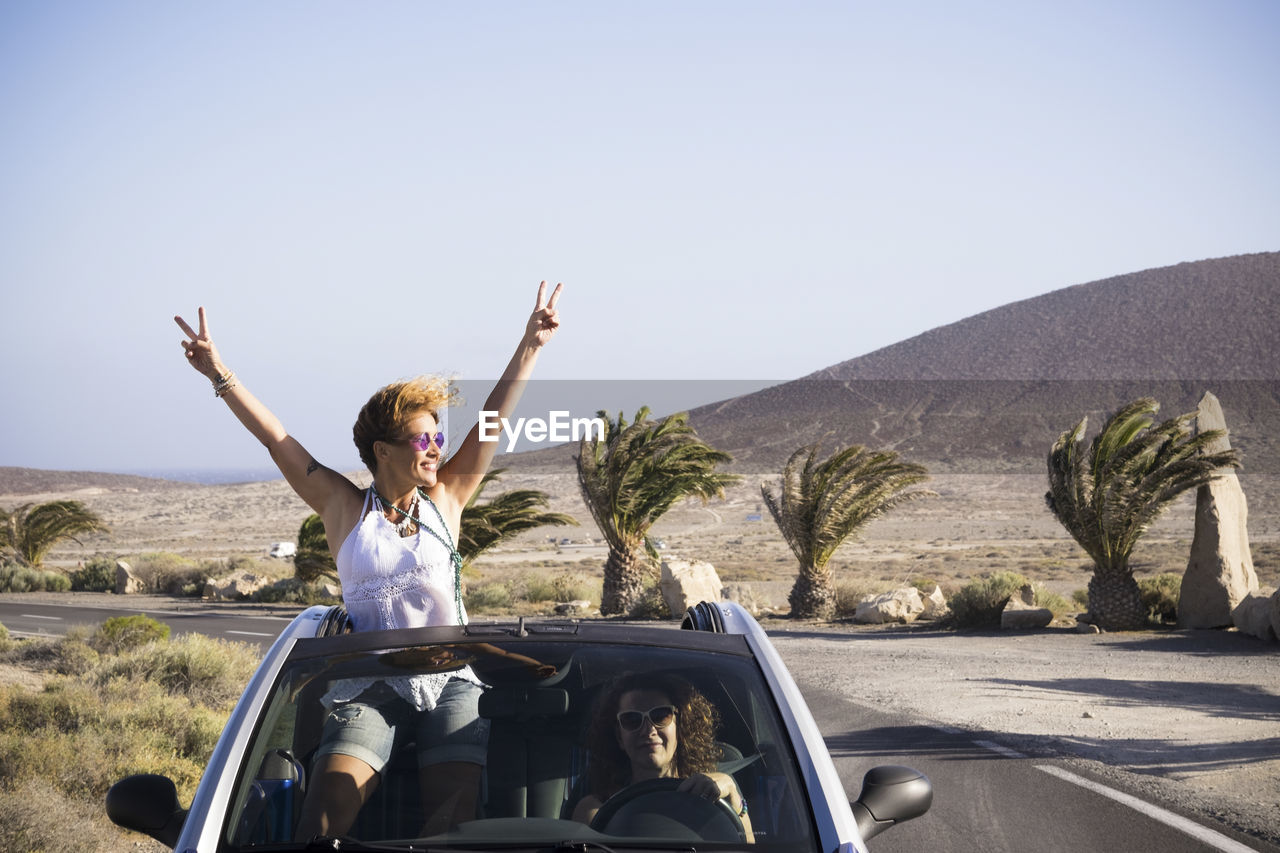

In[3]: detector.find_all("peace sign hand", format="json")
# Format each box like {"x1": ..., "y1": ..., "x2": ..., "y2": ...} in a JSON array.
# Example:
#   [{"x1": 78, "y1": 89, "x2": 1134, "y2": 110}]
[
  {"x1": 175, "y1": 306, "x2": 226, "y2": 381},
  {"x1": 525, "y1": 281, "x2": 563, "y2": 348}
]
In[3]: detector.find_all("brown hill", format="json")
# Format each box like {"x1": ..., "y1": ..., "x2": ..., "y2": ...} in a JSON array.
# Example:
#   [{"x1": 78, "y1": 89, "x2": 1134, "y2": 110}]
[
  {"x1": 813, "y1": 252, "x2": 1279, "y2": 381},
  {"x1": 687, "y1": 253, "x2": 1280, "y2": 474},
  {"x1": 0, "y1": 467, "x2": 193, "y2": 497}
]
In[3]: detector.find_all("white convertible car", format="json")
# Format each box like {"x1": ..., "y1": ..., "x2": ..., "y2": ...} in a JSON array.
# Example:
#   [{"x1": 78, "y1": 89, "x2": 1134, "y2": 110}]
[{"x1": 108, "y1": 601, "x2": 931, "y2": 852}]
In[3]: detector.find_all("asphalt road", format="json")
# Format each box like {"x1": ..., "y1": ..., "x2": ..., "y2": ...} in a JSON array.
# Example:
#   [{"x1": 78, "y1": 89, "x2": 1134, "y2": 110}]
[
  {"x1": 0, "y1": 599, "x2": 290, "y2": 647},
  {"x1": 2, "y1": 599, "x2": 1275, "y2": 852},
  {"x1": 784, "y1": 676, "x2": 1277, "y2": 853}
]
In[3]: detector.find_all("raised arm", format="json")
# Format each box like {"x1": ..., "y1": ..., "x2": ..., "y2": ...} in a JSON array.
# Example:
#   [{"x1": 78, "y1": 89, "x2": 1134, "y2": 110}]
[
  {"x1": 433, "y1": 281, "x2": 562, "y2": 515},
  {"x1": 175, "y1": 307, "x2": 359, "y2": 521}
]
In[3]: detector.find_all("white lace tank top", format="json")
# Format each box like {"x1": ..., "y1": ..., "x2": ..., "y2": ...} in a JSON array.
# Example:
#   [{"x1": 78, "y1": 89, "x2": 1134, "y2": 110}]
[{"x1": 327, "y1": 487, "x2": 480, "y2": 710}]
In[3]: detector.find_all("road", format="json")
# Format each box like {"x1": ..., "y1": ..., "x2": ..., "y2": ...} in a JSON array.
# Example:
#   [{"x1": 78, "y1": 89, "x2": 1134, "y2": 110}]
[
  {"x1": 787, "y1": 677, "x2": 1277, "y2": 853},
  {"x1": 1, "y1": 599, "x2": 1275, "y2": 852},
  {"x1": 0, "y1": 599, "x2": 289, "y2": 647}
]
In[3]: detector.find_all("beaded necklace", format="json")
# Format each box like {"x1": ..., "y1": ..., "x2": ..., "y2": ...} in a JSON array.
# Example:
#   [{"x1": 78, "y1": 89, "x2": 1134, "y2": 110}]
[{"x1": 371, "y1": 486, "x2": 465, "y2": 625}]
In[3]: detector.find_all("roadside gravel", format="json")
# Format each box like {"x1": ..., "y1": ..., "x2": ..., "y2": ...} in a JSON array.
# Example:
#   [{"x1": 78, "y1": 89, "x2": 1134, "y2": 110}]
[{"x1": 767, "y1": 621, "x2": 1280, "y2": 848}]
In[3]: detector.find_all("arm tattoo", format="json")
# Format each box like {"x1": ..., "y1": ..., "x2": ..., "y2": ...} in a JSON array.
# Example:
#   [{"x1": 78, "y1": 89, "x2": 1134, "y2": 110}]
[{"x1": 306, "y1": 459, "x2": 320, "y2": 476}]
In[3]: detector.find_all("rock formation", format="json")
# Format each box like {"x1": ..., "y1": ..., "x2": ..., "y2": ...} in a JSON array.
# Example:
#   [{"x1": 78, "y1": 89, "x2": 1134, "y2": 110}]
[
  {"x1": 1178, "y1": 392, "x2": 1258, "y2": 628},
  {"x1": 659, "y1": 559, "x2": 723, "y2": 617},
  {"x1": 854, "y1": 588, "x2": 924, "y2": 624},
  {"x1": 114, "y1": 560, "x2": 144, "y2": 595}
]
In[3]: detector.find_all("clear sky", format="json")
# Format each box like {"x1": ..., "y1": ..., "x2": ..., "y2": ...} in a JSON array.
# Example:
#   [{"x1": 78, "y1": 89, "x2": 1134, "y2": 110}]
[{"x1": 2, "y1": 0, "x2": 1277, "y2": 476}]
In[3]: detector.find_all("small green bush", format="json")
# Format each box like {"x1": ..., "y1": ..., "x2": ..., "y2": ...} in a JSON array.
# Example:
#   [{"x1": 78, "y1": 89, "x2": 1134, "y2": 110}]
[
  {"x1": 627, "y1": 579, "x2": 671, "y2": 620},
  {"x1": 131, "y1": 552, "x2": 206, "y2": 596},
  {"x1": 947, "y1": 571, "x2": 1031, "y2": 629},
  {"x1": 70, "y1": 557, "x2": 116, "y2": 592},
  {"x1": 465, "y1": 582, "x2": 512, "y2": 612},
  {"x1": 550, "y1": 572, "x2": 598, "y2": 604},
  {"x1": 0, "y1": 565, "x2": 71, "y2": 593},
  {"x1": 255, "y1": 578, "x2": 341, "y2": 605},
  {"x1": 521, "y1": 574, "x2": 558, "y2": 602},
  {"x1": 92, "y1": 615, "x2": 170, "y2": 655},
  {"x1": 1138, "y1": 573, "x2": 1181, "y2": 623}
]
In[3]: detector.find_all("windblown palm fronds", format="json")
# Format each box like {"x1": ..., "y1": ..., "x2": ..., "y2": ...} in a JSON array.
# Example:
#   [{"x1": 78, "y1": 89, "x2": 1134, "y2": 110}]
[
  {"x1": 458, "y1": 468, "x2": 577, "y2": 570},
  {"x1": 0, "y1": 500, "x2": 109, "y2": 568},
  {"x1": 294, "y1": 513, "x2": 337, "y2": 583},
  {"x1": 1045, "y1": 397, "x2": 1239, "y2": 630},
  {"x1": 763, "y1": 443, "x2": 932, "y2": 620},
  {"x1": 577, "y1": 408, "x2": 740, "y2": 615}
]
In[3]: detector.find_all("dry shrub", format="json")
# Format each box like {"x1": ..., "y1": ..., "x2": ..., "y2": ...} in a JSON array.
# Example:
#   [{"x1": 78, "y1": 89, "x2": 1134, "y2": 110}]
[
  {"x1": 947, "y1": 571, "x2": 1032, "y2": 629},
  {"x1": 833, "y1": 581, "x2": 885, "y2": 619},
  {"x1": 0, "y1": 779, "x2": 162, "y2": 853},
  {"x1": 551, "y1": 572, "x2": 598, "y2": 603},
  {"x1": 93, "y1": 633, "x2": 258, "y2": 708},
  {"x1": 1138, "y1": 573, "x2": 1182, "y2": 623}
]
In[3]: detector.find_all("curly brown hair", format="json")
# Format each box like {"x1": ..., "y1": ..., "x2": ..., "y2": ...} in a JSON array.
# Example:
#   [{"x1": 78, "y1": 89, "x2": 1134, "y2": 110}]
[
  {"x1": 584, "y1": 672, "x2": 721, "y2": 800},
  {"x1": 352, "y1": 375, "x2": 458, "y2": 474}
]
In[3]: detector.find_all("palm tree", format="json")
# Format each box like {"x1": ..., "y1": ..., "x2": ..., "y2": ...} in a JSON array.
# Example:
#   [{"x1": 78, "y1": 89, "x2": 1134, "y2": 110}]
[
  {"x1": 458, "y1": 468, "x2": 577, "y2": 570},
  {"x1": 0, "y1": 500, "x2": 109, "y2": 568},
  {"x1": 762, "y1": 443, "x2": 932, "y2": 620},
  {"x1": 577, "y1": 407, "x2": 740, "y2": 615},
  {"x1": 293, "y1": 470, "x2": 575, "y2": 585},
  {"x1": 294, "y1": 513, "x2": 338, "y2": 584},
  {"x1": 1045, "y1": 397, "x2": 1239, "y2": 630}
]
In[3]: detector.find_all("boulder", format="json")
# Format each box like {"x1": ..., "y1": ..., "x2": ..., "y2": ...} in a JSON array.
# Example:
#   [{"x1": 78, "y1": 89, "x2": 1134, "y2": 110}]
[
  {"x1": 1231, "y1": 593, "x2": 1278, "y2": 642},
  {"x1": 1179, "y1": 393, "x2": 1259, "y2": 628},
  {"x1": 554, "y1": 600, "x2": 593, "y2": 616},
  {"x1": 659, "y1": 560, "x2": 723, "y2": 618},
  {"x1": 1001, "y1": 595, "x2": 1053, "y2": 630},
  {"x1": 919, "y1": 585, "x2": 949, "y2": 620},
  {"x1": 853, "y1": 588, "x2": 924, "y2": 624},
  {"x1": 721, "y1": 582, "x2": 764, "y2": 615},
  {"x1": 203, "y1": 570, "x2": 269, "y2": 602},
  {"x1": 114, "y1": 560, "x2": 144, "y2": 595}
]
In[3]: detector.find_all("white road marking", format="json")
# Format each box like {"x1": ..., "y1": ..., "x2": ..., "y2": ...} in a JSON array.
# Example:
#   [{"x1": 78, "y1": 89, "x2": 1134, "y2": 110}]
[
  {"x1": 20, "y1": 614, "x2": 63, "y2": 620},
  {"x1": 1035, "y1": 765, "x2": 1259, "y2": 853},
  {"x1": 973, "y1": 739, "x2": 1026, "y2": 759},
  {"x1": 225, "y1": 630, "x2": 274, "y2": 638}
]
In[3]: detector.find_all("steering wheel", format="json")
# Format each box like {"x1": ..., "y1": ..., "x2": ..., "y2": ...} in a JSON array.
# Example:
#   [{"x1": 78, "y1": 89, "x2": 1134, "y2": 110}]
[{"x1": 589, "y1": 777, "x2": 747, "y2": 842}]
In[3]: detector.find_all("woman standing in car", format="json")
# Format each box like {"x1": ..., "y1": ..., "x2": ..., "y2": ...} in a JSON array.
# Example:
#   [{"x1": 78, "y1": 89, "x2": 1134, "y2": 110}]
[{"x1": 176, "y1": 281, "x2": 562, "y2": 838}]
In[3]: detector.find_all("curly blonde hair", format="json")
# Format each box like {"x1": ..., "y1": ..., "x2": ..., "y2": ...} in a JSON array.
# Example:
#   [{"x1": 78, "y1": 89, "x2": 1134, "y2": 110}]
[
  {"x1": 585, "y1": 672, "x2": 721, "y2": 800},
  {"x1": 352, "y1": 375, "x2": 458, "y2": 474}
]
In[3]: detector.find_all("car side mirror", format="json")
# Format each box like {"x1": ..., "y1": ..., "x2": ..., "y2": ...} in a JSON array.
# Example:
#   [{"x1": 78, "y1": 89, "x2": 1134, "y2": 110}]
[
  {"x1": 850, "y1": 764, "x2": 932, "y2": 842},
  {"x1": 106, "y1": 773, "x2": 188, "y2": 849}
]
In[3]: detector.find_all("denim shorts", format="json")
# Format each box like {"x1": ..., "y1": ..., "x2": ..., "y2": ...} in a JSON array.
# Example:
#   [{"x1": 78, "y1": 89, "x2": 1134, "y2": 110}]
[{"x1": 315, "y1": 678, "x2": 489, "y2": 773}]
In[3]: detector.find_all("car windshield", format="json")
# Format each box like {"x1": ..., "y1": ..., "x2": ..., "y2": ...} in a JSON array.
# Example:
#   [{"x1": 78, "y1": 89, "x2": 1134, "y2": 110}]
[{"x1": 223, "y1": 627, "x2": 820, "y2": 852}]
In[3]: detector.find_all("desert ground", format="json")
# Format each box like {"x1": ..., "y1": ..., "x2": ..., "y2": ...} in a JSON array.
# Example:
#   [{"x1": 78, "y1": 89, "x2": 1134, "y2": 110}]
[{"x1": 3, "y1": 467, "x2": 1279, "y2": 845}]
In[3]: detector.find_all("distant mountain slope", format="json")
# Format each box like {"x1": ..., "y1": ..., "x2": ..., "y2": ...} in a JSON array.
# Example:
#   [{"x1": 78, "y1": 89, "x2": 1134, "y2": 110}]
[
  {"x1": 0, "y1": 467, "x2": 192, "y2": 496},
  {"x1": 690, "y1": 253, "x2": 1280, "y2": 473},
  {"x1": 814, "y1": 252, "x2": 1279, "y2": 381}
]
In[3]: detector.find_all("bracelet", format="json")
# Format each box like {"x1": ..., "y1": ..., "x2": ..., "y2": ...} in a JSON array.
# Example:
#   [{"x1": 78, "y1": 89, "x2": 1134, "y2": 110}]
[
  {"x1": 212, "y1": 370, "x2": 238, "y2": 398},
  {"x1": 736, "y1": 797, "x2": 748, "y2": 817}
]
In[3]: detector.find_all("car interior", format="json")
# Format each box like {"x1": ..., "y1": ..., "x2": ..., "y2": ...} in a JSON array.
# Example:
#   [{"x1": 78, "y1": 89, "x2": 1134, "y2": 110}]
[{"x1": 227, "y1": 631, "x2": 819, "y2": 850}]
